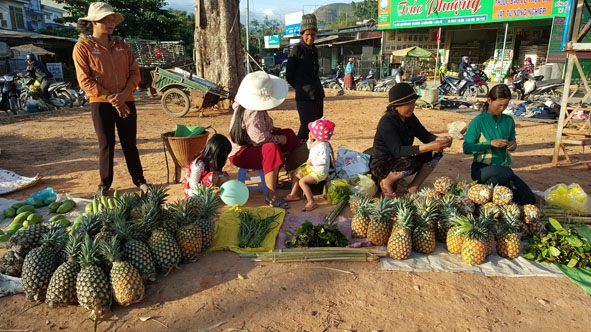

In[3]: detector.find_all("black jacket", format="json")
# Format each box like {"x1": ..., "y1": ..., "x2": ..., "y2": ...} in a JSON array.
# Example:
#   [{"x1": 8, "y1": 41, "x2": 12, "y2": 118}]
[
  {"x1": 285, "y1": 42, "x2": 325, "y2": 101},
  {"x1": 27, "y1": 60, "x2": 53, "y2": 81}
]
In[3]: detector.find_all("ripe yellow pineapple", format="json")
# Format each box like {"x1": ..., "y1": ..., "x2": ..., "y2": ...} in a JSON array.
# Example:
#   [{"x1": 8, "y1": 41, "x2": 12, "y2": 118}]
[
  {"x1": 351, "y1": 196, "x2": 374, "y2": 238},
  {"x1": 366, "y1": 196, "x2": 396, "y2": 246},
  {"x1": 467, "y1": 183, "x2": 492, "y2": 205},
  {"x1": 387, "y1": 204, "x2": 414, "y2": 260},
  {"x1": 349, "y1": 193, "x2": 369, "y2": 214},
  {"x1": 496, "y1": 205, "x2": 523, "y2": 259},
  {"x1": 446, "y1": 214, "x2": 472, "y2": 254},
  {"x1": 492, "y1": 185, "x2": 513, "y2": 205},
  {"x1": 522, "y1": 204, "x2": 540, "y2": 224},
  {"x1": 437, "y1": 194, "x2": 459, "y2": 242},
  {"x1": 412, "y1": 196, "x2": 439, "y2": 254},
  {"x1": 461, "y1": 214, "x2": 491, "y2": 265},
  {"x1": 100, "y1": 236, "x2": 145, "y2": 306},
  {"x1": 432, "y1": 176, "x2": 453, "y2": 195}
]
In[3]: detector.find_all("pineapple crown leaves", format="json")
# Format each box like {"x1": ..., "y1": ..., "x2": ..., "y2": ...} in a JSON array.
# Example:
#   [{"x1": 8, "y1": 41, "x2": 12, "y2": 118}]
[
  {"x1": 78, "y1": 235, "x2": 104, "y2": 267},
  {"x1": 113, "y1": 192, "x2": 142, "y2": 219},
  {"x1": 41, "y1": 227, "x2": 69, "y2": 249},
  {"x1": 99, "y1": 236, "x2": 123, "y2": 263},
  {"x1": 64, "y1": 234, "x2": 83, "y2": 260},
  {"x1": 369, "y1": 196, "x2": 397, "y2": 222},
  {"x1": 73, "y1": 213, "x2": 103, "y2": 238},
  {"x1": 449, "y1": 176, "x2": 469, "y2": 197},
  {"x1": 394, "y1": 204, "x2": 415, "y2": 229},
  {"x1": 194, "y1": 184, "x2": 221, "y2": 220},
  {"x1": 448, "y1": 213, "x2": 475, "y2": 236},
  {"x1": 168, "y1": 198, "x2": 199, "y2": 227},
  {"x1": 355, "y1": 195, "x2": 376, "y2": 216},
  {"x1": 140, "y1": 184, "x2": 169, "y2": 207},
  {"x1": 413, "y1": 196, "x2": 441, "y2": 226},
  {"x1": 498, "y1": 205, "x2": 523, "y2": 233},
  {"x1": 465, "y1": 214, "x2": 492, "y2": 241}
]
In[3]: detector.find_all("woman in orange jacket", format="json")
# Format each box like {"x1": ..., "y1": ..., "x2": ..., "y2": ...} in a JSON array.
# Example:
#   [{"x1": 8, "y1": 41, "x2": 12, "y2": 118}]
[{"x1": 73, "y1": 2, "x2": 148, "y2": 196}]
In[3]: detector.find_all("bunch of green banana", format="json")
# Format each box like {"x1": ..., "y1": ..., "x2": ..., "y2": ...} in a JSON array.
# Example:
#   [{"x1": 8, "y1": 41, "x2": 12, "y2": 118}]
[{"x1": 85, "y1": 191, "x2": 119, "y2": 215}]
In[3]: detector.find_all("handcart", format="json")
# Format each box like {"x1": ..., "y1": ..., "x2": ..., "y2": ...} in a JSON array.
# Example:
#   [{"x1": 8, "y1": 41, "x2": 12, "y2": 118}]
[{"x1": 151, "y1": 67, "x2": 231, "y2": 117}]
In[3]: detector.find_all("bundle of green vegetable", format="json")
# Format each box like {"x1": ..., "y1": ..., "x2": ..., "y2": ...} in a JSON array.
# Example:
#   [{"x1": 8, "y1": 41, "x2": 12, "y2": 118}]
[
  {"x1": 326, "y1": 179, "x2": 350, "y2": 205},
  {"x1": 238, "y1": 211, "x2": 281, "y2": 248},
  {"x1": 285, "y1": 221, "x2": 349, "y2": 248},
  {"x1": 523, "y1": 218, "x2": 591, "y2": 267}
]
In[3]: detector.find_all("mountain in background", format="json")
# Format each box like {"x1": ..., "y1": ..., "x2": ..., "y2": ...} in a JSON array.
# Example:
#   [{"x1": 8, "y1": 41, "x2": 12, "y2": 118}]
[{"x1": 314, "y1": 3, "x2": 354, "y2": 29}]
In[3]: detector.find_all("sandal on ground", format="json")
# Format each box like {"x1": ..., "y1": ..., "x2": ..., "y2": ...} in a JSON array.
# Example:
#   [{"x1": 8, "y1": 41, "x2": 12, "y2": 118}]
[
  {"x1": 284, "y1": 194, "x2": 301, "y2": 202},
  {"x1": 266, "y1": 197, "x2": 290, "y2": 209},
  {"x1": 301, "y1": 203, "x2": 319, "y2": 212}
]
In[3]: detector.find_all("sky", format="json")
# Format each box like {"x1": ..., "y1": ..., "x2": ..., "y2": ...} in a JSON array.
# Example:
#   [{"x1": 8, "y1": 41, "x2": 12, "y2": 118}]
[{"x1": 165, "y1": 0, "x2": 348, "y2": 22}]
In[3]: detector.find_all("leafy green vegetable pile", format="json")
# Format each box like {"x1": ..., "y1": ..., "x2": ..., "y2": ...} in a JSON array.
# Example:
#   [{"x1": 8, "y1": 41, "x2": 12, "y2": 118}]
[
  {"x1": 285, "y1": 221, "x2": 350, "y2": 248},
  {"x1": 523, "y1": 218, "x2": 591, "y2": 267}
]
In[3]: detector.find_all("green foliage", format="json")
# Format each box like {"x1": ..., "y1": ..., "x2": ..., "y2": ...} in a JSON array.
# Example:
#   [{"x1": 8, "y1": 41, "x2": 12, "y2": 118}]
[
  {"x1": 523, "y1": 218, "x2": 591, "y2": 267},
  {"x1": 285, "y1": 221, "x2": 350, "y2": 248},
  {"x1": 35, "y1": 27, "x2": 79, "y2": 39},
  {"x1": 351, "y1": 0, "x2": 378, "y2": 20},
  {"x1": 241, "y1": 16, "x2": 282, "y2": 55}
]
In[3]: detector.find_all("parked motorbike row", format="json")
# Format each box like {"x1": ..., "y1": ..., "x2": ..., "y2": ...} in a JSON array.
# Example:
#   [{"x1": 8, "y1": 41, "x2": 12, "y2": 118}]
[
  {"x1": 508, "y1": 70, "x2": 564, "y2": 104},
  {"x1": 0, "y1": 72, "x2": 87, "y2": 115},
  {"x1": 438, "y1": 64, "x2": 489, "y2": 98},
  {"x1": 321, "y1": 67, "x2": 429, "y2": 93}
]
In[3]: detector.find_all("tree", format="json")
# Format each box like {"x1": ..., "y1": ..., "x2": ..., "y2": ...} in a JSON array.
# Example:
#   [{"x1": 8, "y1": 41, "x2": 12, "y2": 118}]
[
  {"x1": 351, "y1": 0, "x2": 378, "y2": 20},
  {"x1": 194, "y1": 0, "x2": 243, "y2": 100},
  {"x1": 241, "y1": 16, "x2": 282, "y2": 55}
]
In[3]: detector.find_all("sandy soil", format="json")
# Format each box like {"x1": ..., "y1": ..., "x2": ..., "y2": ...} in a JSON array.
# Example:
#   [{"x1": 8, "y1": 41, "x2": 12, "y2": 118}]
[{"x1": 0, "y1": 89, "x2": 591, "y2": 331}]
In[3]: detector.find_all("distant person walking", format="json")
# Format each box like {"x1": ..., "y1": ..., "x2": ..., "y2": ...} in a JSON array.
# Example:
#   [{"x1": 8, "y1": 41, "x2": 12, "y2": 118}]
[{"x1": 286, "y1": 14, "x2": 325, "y2": 142}]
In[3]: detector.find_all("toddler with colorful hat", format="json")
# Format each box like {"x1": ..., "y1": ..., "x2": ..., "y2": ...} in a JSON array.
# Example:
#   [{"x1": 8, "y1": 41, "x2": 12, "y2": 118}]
[{"x1": 285, "y1": 117, "x2": 335, "y2": 211}]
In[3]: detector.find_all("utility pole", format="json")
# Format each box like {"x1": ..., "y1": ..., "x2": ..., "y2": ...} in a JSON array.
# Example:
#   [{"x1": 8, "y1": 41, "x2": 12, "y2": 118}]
[{"x1": 245, "y1": 0, "x2": 250, "y2": 73}]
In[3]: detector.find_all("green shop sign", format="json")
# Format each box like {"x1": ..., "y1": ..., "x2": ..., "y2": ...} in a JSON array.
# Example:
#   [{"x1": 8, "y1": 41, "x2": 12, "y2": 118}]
[{"x1": 378, "y1": 0, "x2": 569, "y2": 30}]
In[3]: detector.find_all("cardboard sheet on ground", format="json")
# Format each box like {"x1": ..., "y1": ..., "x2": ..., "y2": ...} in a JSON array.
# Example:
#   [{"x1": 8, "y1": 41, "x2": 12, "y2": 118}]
[
  {"x1": 208, "y1": 207, "x2": 286, "y2": 254},
  {"x1": 0, "y1": 170, "x2": 42, "y2": 195},
  {"x1": 381, "y1": 242, "x2": 562, "y2": 277}
]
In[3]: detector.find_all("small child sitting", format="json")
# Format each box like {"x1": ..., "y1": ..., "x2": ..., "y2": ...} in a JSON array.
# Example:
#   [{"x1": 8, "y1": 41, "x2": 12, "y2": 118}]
[
  {"x1": 285, "y1": 117, "x2": 335, "y2": 211},
  {"x1": 184, "y1": 133, "x2": 232, "y2": 197}
]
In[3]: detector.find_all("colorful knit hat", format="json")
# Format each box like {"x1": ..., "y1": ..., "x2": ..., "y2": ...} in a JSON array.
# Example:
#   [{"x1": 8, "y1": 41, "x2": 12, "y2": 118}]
[{"x1": 308, "y1": 117, "x2": 335, "y2": 142}]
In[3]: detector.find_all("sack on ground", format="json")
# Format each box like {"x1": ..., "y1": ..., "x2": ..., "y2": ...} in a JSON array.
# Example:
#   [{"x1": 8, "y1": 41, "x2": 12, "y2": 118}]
[
  {"x1": 544, "y1": 183, "x2": 591, "y2": 213},
  {"x1": 334, "y1": 146, "x2": 370, "y2": 179}
]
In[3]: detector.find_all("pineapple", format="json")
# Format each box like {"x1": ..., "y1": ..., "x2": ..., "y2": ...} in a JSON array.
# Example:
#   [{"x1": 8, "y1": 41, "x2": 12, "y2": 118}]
[
  {"x1": 349, "y1": 193, "x2": 369, "y2": 214},
  {"x1": 171, "y1": 198, "x2": 203, "y2": 263},
  {"x1": 467, "y1": 183, "x2": 492, "y2": 205},
  {"x1": 446, "y1": 214, "x2": 473, "y2": 254},
  {"x1": 148, "y1": 227, "x2": 181, "y2": 276},
  {"x1": 194, "y1": 184, "x2": 221, "y2": 251},
  {"x1": 46, "y1": 235, "x2": 82, "y2": 307},
  {"x1": 350, "y1": 195, "x2": 374, "y2": 238},
  {"x1": 492, "y1": 185, "x2": 513, "y2": 205},
  {"x1": 522, "y1": 204, "x2": 540, "y2": 224},
  {"x1": 432, "y1": 176, "x2": 453, "y2": 195},
  {"x1": 461, "y1": 214, "x2": 491, "y2": 265},
  {"x1": 418, "y1": 187, "x2": 442, "y2": 200},
  {"x1": 9, "y1": 223, "x2": 50, "y2": 257},
  {"x1": 387, "y1": 204, "x2": 414, "y2": 260},
  {"x1": 412, "y1": 196, "x2": 439, "y2": 254},
  {"x1": 366, "y1": 197, "x2": 396, "y2": 246},
  {"x1": 110, "y1": 217, "x2": 157, "y2": 282},
  {"x1": 437, "y1": 194, "x2": 459, "y2": 242},
  {"x1": 496, "y1": 206, "x2": 522, "y2": 259},
  {"x1": 100, "y1": 236, "x2": 145, "y2": 306},
  {"x1": 76, "y1": 235, "x2": 112, "y2": 318},
  {"x1": 21, "y1": 227, "x2": 68, "y2": 301}
]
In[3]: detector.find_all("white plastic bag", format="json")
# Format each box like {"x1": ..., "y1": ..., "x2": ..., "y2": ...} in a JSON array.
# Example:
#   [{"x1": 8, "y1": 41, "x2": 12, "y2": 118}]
[
  {"x1": 334, "y1": 146, "x2": 370, "y2": 179},
  {"x1": 447, "y1": 121, "x2": 467, "y2": 140},
  {"x1": 544, "y1": 183, "x2": 591, "y2": 213},
  {"x1": 348, "y1": 174, "x2": 378, "y2": 197}
]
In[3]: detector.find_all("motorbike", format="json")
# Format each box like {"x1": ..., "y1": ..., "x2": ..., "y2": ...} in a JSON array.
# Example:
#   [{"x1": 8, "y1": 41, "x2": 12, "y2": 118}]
[
  {"x1": 0, "y1": 72, "x2": 23, "y2": 115},
  {"x1": 356, "y1": 68, "x2": 376, "y2": 91},
  {"x1": 372, "y1": 75, "x2": 397, "y2": 92},
  {"x1": 438, "y1": 74, "x2": 479, "y2": 98},
  {"x1": 508, "y1": 70, "x2": 563, "y2": 103},
  {"x1": 320, "y1": 66, "x2": 344, "y2": 90},
  {"x1": 19, "y1": 75, "x2": 73, "y2": 111},
  {"x1": 404, "y1": 73, "x2": 428, "y2": 92},
  {"x1": 75, "y1": 87, "x2": 89, "y2": 107}
]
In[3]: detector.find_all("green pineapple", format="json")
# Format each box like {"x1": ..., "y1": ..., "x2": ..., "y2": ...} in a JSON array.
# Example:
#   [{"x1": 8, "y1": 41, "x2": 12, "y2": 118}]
[
  {"x1": 100, "y1": 236, "x2": 145, "y2": 306},
  {"x1": 412, "y1": 196, "x2": 439, "y2": 254},
  {"x1": 366, "y1": 196, "x2": 396, "y2": 246},
  {"x1": 350, "y1": 195, "x2": 375, "y2": 238},
  {"x1": 21, "y1": 227, "x2": 68, "y2": 301},
  {"x1": 148, "y1": 227, "x2": 181, "y2": 276},
  {"x1": 9, "y1": 223, "x2": 50, "y2": 257},
  {"x1": 387, "y1": 203, "x2": 414, "y2": 260},
  {"x1": 110, "y1": 217, "x2": 156, "y2": 282},
  {"x1": 194, "y1": 184, "x2": 221, "y2": 251},
  {"x1": 45, "y1": 235, "x2": 82, "y2": 307},
  {"x1": 76, "y1": 235, "x2": 112, "y2": 318}
]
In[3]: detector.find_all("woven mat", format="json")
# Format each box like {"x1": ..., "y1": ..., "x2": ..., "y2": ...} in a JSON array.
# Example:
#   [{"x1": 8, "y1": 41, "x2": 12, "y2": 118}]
[{"x1": 0, "y1": 170, "x2": 41, "y2": 195}]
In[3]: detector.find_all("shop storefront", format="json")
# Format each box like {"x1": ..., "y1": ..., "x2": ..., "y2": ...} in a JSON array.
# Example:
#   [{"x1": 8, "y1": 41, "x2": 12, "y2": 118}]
[{"x1": 377, "y1": 0, "x2": 569, "y2": 81}]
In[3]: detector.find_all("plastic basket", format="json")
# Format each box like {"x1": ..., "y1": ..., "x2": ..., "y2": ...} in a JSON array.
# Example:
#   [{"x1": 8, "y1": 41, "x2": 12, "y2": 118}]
[{"x1": 161, "y1": 131, "x2": 209, "y2": 168}]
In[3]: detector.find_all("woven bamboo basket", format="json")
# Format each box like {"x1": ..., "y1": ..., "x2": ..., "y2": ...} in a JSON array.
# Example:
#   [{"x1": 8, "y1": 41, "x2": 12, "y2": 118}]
[{"x1": 161, "y1": 130, "x2": 209, "y2": 182}]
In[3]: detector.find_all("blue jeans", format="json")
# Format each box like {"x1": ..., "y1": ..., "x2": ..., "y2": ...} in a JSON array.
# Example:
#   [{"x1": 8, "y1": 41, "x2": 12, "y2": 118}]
[{"x1": 471, "y1": 162, "x2": 535, "y2": 205}]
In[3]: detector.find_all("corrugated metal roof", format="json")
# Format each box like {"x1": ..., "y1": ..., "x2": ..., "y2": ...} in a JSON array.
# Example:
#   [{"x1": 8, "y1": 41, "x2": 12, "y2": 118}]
[{"x1": 0, "y1": 29, "x2": 76, "y2": 43}]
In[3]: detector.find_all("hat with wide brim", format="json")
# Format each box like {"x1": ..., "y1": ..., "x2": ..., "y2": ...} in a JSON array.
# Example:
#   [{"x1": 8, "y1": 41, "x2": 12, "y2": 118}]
[
  {"x1": 79, "y1": 2, "x2": 124, "y2": 25},
  {"x1": 388, "y1": 83, "x2": 419, "y2": 106},
  {"x1": 234, "y1": 71, "x2": 288, "y2": 111}
]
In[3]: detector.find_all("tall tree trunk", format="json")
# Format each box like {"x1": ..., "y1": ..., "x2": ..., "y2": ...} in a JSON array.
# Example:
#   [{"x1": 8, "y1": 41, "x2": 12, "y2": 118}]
[{"x1": 194, "y1": 0, "x2": 243, "y2": 106}]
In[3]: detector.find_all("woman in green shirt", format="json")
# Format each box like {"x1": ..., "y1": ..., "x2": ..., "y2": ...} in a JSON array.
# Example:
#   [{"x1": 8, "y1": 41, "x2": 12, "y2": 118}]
[{"x1": 463, "y1": 84, "x2": 535, "y2": 205}]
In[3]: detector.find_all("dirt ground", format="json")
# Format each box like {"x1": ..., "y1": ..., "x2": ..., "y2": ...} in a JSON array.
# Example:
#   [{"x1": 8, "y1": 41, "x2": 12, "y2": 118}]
[{"x1": 1, "y1": 89, "x2": 591, "y2": 331}]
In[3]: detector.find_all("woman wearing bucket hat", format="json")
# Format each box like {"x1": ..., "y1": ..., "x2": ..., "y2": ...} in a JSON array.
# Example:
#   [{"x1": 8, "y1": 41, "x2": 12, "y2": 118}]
[
  {"x1": 229, "y1": 71, "x2": 300, "y2": 209},
  {"x1": 370, "y1": 84, "x2": 453, "y2": 198},
  {"x1": 73, "y1": 2, "x2": 148, "y2": 196},
  {"x1": 285, "y1": 117, "x2": 335, "y2": 212},
  {"x1": 286, "y1": 14, "x2": 325, "y2": 141}
]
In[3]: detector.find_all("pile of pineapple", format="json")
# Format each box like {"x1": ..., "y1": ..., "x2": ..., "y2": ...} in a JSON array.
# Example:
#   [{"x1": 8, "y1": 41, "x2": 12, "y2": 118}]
[
  {"x1": 1, "y1": 184, "x2": 220, "y2": 318},
  {"x1": 349, "y1": 176, "x2": 545, "y2": 265}
]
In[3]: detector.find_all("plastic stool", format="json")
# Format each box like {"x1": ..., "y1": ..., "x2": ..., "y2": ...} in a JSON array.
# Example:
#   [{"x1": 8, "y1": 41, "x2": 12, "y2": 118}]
[{"x1": 237, "y1": 168, "x2": 268, "y2": 195}]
